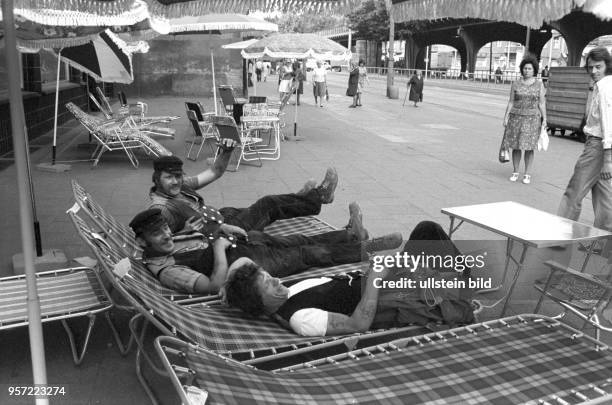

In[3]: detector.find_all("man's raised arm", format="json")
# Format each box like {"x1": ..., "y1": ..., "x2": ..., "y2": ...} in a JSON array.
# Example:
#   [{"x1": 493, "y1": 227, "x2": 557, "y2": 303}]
[{"x1": 191, "y1": 139, "x2": 237, "y2": 190}]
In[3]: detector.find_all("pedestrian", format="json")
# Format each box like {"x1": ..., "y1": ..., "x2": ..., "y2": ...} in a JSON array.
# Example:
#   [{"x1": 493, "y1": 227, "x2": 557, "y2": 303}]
[
  {"x1": 356, "y1": 59, "x2": 368, "y2": 106},
  {"x1": 262, "y1": 62, "x2": 269, "y2": 82},
  {"x1": 501, "y1": 56, "x2": 547, "y2": 185},
  {"x1": 541, "y1": 65, "x2": 550, "y2": 87},
  {"x1": 247, "y1": 61, "x2": 254, "y2": 87},
  {"x1": 311, "y1": 60, "x2": 327, "y2": 108},
  {"x1": 347, "y1": 61, "x2": 359, "y2": 108},
  {"x1": 407, "y1": 69, "x2": 424, "y2": 107},
  {"x1": 255, "y1": 60, "x2": 263, "y2": 82},
  {"x1": 278, "y1": 60, "x2": 293, "y2": 101},
  {"x1": 495, "y1": 66, "x2": 503, "y2": 84},
  {"x1": 557, "y1": 47, "x2": 612, "y2": 254},
  {"x1": 292, "y1": 61, "x2": 305, "y2": 106}
]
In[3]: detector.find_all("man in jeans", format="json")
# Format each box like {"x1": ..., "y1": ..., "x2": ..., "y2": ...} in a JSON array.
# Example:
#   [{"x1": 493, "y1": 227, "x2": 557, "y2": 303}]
[
  {"x1": 148, "y1": 153, "x2": 339, "y2": 239},
  {"x1": 129, "y1": 207, "x2": 402, "y2": 294},
  {"x1": 558, "y1": 47, "x2": 612, "y2": 254}
]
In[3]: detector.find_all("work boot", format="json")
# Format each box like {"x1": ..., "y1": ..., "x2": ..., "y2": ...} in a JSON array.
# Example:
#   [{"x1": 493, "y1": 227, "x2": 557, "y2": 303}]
[
  {"x1": 362, "y1": 233, "x2": 403, "y2": 256},
  {"x1": 296, "y1": 179, "x2": 317, "y2": 196},
  {"x1": 347, "y1": 202, "x2": 369, "y2": 241},
  {"x1": 316, "y1": 167, "x2": 338, "y2": 204}
]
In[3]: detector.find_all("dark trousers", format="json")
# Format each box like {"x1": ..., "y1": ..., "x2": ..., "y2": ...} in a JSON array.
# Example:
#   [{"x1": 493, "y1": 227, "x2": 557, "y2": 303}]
[
  {"x1": 220, "y1": 188, "x2": 322, "y2": 232},
  {"x1": 227, "y1": 229, "x2": 361, "y2": 278}
]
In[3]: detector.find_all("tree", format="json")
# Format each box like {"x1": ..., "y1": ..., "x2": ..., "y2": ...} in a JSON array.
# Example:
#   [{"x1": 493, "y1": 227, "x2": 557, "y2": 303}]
[{"x1": 266, "y1": 13, "x2": 345, "y2": 33}]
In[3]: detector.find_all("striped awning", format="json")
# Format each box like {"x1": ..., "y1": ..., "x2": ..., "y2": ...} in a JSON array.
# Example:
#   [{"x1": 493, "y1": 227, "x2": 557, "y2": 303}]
[{"x1": 391, "y1": 0, "x2": 611, "y2": 29}]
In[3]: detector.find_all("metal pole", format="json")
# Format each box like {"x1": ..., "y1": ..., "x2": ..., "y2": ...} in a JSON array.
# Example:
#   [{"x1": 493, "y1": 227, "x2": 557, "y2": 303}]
[
  {"x1": 489, "y1": 41, "x2": 493, "y2": 76},
  {"x1": 525, "y1": 27, "x2": 531, "y2": 55},
  {"x1": 548, "y1": 34, "x2": 553, "y2": 66},
  {"x1": 52, "y1": 48, "x2": 63, "y2": 165},
  {"x1": 211, "y1": 49, "x2": 217, "y2": 115},
  {"x1": 1, "y1": 0, "x2": 49, "y2": 402},
  {"x1": 424, "y1": 46, "x2": 430, "y2": 78}
]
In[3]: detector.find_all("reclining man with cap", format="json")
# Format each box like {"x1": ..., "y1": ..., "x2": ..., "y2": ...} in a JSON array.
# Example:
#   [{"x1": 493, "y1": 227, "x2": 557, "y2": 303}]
[
  {"x1": 129, "y1": 205, "x2": 402, "y2": 294},
  {"x1": 224, "y1": 221, "x2": 476, "y2": 337},
  {"x1": 149, "y1": 150, "x2": 339, "y2": 240}
]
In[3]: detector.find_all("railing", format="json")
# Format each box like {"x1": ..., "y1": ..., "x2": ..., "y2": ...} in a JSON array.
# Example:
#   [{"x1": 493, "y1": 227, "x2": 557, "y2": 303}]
[{"x1": 356, "y1": 66, "x2": 526, "y2": 87}]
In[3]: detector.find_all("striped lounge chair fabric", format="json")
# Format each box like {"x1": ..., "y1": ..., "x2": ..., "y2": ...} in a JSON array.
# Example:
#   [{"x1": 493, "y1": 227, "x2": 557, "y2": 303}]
[
  {"x1": 0, "y1": 267, "x2": 114, "y2": 365},
  {"x1": 156, "y1": 315, "x2": 612, "y2": 405}
]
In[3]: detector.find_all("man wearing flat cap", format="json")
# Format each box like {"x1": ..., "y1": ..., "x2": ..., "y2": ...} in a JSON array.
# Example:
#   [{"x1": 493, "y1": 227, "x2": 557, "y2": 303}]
[
  {"x1": 130, "y1": 206, "x2": 402, "y2": 294},
  {"x1": 149, "y1": 149, "x2": 339, "y2": 240}
]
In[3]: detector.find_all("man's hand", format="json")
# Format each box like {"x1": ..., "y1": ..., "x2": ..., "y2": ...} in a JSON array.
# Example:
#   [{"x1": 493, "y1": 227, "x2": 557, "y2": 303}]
[
  {"x1": 213, "y1": 237, "x2": 233, "y2": 251},
  {"x1": 218, "y1": 138, "x2": 237, "y2": 151},
  {"x1": 219, "y1": 223, "x2": 248, "y2": 240},
  {"x1": 182, "y1": 216, "x2": 204, "y2": 233},
  {"x1": 601, "y1": 161, "x2": 612, "y2": 181}
]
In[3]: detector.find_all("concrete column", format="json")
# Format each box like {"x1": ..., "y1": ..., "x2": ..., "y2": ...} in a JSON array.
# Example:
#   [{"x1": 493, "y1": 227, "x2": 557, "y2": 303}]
[
  {"x1": 356, "y1": 39, "x2": 367, "y2": 63},
  {"x1": 366, "y1": 40, "x2": 378, "y2": 66},
  {"x1": 459, "y1": 28, "x2": 478, "y2": 74}
]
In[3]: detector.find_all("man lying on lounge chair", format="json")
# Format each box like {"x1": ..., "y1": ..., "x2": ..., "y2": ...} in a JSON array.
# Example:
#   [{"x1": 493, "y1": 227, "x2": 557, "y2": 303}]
[
  {"x1": 129, "y1": 206, "x2": 402, "y2": 295},
  {"x1": 148, "y1": 151, "x2": 340, "y2": 239},
  {"x1": 225, "y1": 221, "x2": 476, "y2": 336}
]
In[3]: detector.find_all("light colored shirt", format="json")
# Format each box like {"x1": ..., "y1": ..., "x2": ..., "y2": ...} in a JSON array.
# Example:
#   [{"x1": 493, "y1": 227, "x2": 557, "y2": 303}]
[
  {"x1": 312, "y1": 67, "x2": 327, "y2": 83},
  {"x1": 584, "y1": 75, "x2": 612, "y2": 149},
  {"x1": 287, "y1": 277, "x2": 332, "y2": 336}
]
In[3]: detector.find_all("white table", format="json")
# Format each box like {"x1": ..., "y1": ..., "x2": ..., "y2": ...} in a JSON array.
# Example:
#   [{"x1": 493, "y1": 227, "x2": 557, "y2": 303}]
[{"x1": 442, "y1": 201, "x2": 612, "y2": 316}]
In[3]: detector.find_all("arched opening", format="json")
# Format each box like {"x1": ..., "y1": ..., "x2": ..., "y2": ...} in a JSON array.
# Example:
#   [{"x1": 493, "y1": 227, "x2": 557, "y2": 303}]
[
  {"x1": 426, "y1": 44, "x2": 462, "y2": 78},
  {"x1": 476, "y1": 41, "x2": 523, "y2": 83},
  {"x1": 539, "y1": 30, "x2": 569, "y2": 69},
  {"x1": 579, "y1": 34, "x2": 612, "y2": 66}
]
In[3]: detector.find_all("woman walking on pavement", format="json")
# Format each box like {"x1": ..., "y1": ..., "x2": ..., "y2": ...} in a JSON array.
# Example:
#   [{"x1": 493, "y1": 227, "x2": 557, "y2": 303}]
[
  {"x1": 356, "y1": 59, "x2": 368, "y2": 106},
  {"x1": 292, "y1": 61, "x2": 306, "y2": 105},
  {"x1": 501, "y1": 56, "x2": 547, "y2": 185},
  {"x1": 407, "y1": 70, "x2": 424, "y2": 107},
  {"x1": 347, "y1": 61, "x2": 360, "y2": 107},
  {"x1": 312, "y1": 60, "x2": 328, "y2": 108},
  {"x1": 278, "y1": 60, "x2": 294, "y2": 101}
]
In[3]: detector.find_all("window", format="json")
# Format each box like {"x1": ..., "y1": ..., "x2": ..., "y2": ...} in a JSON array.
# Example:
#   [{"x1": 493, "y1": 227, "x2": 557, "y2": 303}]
[{"x1": 39, "y1": 50, "x2": 69, "y2": 84}]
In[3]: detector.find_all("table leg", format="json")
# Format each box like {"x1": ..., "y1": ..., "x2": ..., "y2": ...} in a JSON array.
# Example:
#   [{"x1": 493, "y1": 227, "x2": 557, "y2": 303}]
[
  {"x1": 500, "y1": 243, "x2": 530, "y2": 317},
  {"x1": 447, "y1": 217, "x2": 464, "y2": 238}
]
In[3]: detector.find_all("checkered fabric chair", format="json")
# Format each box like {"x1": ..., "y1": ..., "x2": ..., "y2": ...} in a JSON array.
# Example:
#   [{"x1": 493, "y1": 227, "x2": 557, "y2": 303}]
[
  {"x1": 155, "y1": 315, "x2": 612, "y2": 405},
  {"x1": 66, "y1": 102, "x2": 172, "y2": 168},
  {"x1": 0, "y1": 266, "x2": 115, "y2": 365}
]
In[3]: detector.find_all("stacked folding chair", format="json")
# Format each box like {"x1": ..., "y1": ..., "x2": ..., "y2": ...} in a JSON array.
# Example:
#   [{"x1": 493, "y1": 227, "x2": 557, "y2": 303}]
[{"x1": 66, "y1": 102, "x2": 172, "y2": 168}]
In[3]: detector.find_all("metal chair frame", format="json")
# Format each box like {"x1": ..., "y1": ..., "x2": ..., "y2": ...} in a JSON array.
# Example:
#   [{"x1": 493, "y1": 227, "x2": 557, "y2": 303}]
[{"x1": 185, "y1": 105, "x2": 218, "y2": 161}]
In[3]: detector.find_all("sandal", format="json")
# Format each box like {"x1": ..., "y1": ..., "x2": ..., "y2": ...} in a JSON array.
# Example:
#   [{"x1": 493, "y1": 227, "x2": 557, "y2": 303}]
[
  {"x1": 522, "y1": 174, "x2": 531, "y2": 184},
  {"x1": 509, "y1": 172, "x2": 520, "y2": 182}
]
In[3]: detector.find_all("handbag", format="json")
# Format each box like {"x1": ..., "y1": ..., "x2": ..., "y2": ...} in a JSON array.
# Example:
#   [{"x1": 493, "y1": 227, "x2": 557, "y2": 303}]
[
  {"x1": 499, "y1": 139, "x2": 510, "y2": 163},
  {"x1": 537, "y1": 126, "x2": 549, "y2": 151}
]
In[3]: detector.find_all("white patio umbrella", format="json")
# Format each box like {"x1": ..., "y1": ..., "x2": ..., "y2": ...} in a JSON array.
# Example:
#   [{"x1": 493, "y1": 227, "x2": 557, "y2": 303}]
[{"x1": 242, "y1": 33, "x2": 351, "y2": 137}]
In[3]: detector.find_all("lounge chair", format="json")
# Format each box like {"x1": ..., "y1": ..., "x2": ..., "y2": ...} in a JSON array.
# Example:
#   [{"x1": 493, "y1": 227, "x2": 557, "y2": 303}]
[
  {"x1": 66, "y1": 102, "x2": 172, "y2": 168},
  {"x1": 92, "y1": 87, "x2": 179, "y2": 138},
  {"x1": 155, "y1": 314, "x2": 612, "y2": 404},
  {"x1": 0, "y1": 266, "x2": 118, "y2": 365}
]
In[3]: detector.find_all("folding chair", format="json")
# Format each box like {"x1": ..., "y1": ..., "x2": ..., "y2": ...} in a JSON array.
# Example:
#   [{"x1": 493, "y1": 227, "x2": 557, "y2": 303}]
[
  {"x1": 211, "y1": 115, "x2": 262, "y2": 171},
  {"x1": 185, "y1": 109, "x2": 218, "y2": 161},
  {"x1": 0, "y1": 266, "x2": 118, "y2": 365},
  {"x1": 118, "y1": 91, "x2": 148, "y2": 117},
  {"x1": 66, "y1": 102, "x2": 172, "y2": 168},
  {"x1": 534, "y1": 260, "x2": 612, "y2": 340},
  {"x1": 217, "y1": 85, "x2": 247, "y2": 115},
  {"x1": 155, "y1": 315, "x2": 612, "y2": 405}
]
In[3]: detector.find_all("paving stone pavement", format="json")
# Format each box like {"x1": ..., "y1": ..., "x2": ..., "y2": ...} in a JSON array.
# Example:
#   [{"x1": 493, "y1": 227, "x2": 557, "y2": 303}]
[{"x1": 0, "y1": 73, "x2": 609, "y2": 404}]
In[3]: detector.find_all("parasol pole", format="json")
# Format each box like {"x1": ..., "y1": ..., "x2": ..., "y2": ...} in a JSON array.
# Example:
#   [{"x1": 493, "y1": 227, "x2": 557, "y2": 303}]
[
  {"x1": 2, "y1": 0, "x2": 49, "y2": 402},
  {"x1": 212, "y1": 50, "x2": 218, "y2": 114},
  {"x1": 52, "y1": 48, "x2": 63, "y2": 165}
]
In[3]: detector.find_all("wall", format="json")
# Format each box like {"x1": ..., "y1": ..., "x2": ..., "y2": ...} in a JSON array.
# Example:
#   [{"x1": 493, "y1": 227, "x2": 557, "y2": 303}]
[
  {"x1": 0, "y1": 86, "x2": 87, "y2": 155},
  {"x1": 120, "y1": 33, "x2": 245, "y2": 99}
]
